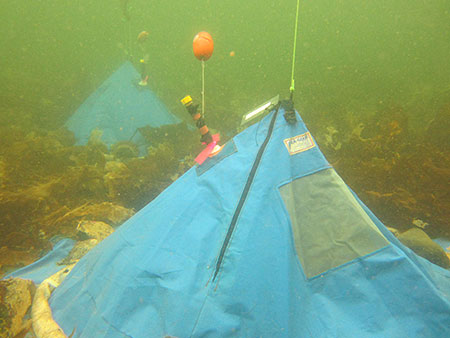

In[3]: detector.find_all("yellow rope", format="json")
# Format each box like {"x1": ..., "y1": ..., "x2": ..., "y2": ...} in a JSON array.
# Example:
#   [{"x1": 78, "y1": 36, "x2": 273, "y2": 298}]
[{"x1": 290, "y1": 0, "x2": 301, "y2": 96}]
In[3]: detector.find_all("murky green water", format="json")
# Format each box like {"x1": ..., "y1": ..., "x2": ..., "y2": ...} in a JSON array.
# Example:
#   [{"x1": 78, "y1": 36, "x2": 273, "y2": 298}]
[
  {"x1": 1, "y1": 0, "x2": 449, "y2": 128},
  {"x1": 0, "y1": 1, "x2": 449, "y2": 257},
  {"x1": 0, "y1": 4, "x2": 449, "y2": 334}
]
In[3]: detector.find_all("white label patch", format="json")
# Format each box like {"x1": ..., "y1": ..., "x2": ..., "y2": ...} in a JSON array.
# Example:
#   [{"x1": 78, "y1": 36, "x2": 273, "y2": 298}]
[{"x1": 283, "y1": 132, "x2": 315, "y2": 155}]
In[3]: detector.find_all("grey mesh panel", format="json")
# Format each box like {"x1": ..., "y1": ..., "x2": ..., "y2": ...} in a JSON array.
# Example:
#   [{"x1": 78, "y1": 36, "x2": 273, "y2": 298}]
[{"x1": 279, "y1": 168, "x2": 388, "y2": 278}]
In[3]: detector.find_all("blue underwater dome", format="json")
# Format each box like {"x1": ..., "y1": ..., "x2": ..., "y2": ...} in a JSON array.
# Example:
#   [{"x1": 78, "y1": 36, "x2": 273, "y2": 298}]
[
  {"x1": 65, "y1": 61, "x2": 180, "y2": 150},
  {"x1": 51, "y1": 103, "x2": 450, "y2": 337}
]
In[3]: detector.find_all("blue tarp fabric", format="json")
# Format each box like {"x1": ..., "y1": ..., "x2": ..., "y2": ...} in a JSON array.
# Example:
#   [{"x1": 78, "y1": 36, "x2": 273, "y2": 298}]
[
  {"x1": 51, "y1": 105, "x2": 450, "y2": 337},
  {"x1": 65, "y1": 61, "x2": 180, "y2": 150}
]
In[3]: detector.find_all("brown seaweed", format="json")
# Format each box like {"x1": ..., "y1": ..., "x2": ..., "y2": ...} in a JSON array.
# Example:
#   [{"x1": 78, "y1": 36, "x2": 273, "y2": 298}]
[
  {"x1": 0, "y1": 122, "x2": 195, "y2": 276},
  {"x1": 308, "y1": 103, "x2": 450, "y2": 238}
]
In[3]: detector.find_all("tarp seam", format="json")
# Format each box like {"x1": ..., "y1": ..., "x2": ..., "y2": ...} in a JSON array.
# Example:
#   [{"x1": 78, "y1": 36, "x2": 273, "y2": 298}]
[{"x1": 212, "y1": 105, "x2": 280, "y2": 282}]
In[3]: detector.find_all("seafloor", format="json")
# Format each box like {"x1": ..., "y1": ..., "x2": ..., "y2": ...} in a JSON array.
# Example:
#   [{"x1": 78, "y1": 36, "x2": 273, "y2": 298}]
[
  {"x1": 0, "y1": 98, "x2": 449, "y2": 337},
  {"x1": 0, "y1": 101, "x2": 449, "y2": 276},
  {"x1": 0, "y1": 98, "x2": 450, "y2": 274}
]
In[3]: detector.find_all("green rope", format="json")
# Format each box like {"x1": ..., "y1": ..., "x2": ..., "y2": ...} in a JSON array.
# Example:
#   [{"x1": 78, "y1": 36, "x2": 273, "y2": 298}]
[{"x1": 290, "y1": 0, "x2": 301, "y2": 96}]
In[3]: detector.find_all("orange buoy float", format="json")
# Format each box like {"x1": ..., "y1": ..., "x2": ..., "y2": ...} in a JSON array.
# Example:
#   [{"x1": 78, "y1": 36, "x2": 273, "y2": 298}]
[{"x1": 193, "y1": 31, "x2": 214, "y2": 61}]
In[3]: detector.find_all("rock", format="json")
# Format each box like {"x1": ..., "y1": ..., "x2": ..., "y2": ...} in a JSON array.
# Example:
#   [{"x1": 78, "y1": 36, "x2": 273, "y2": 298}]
[
  {"x1": 111, "y1": 141, "x2": 139, "y2": 160},
  {"x1": 386, "y1": 226, "x2": 400, "y2": 237},
  {"x1": 0, "y1": 278, "x2": 35, "y2": 337},
  {"x1": 412, "y1": 219, "x2": 428, "y2": 229},
  {"x1": 58, "y1": 220, "x2": 114, "y2": 267},
  {"x1": 57, "y1": 239, "x2": 99, "y2": 265},
  {"x1": 398, "y1": 228, "x2": 450, "y2": 269},
  {"x1": 50, "y1": 202, "x2": 135, "y2": 230},
  {"x1": 76, "y1": 220, "x2": 114, "y2": 241}
]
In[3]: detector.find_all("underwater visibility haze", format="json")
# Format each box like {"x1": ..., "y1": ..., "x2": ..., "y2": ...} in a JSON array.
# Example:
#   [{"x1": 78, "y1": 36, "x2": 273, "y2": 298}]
[{"x1": 0, "y1": 1, "x2": 449, "y2": 335}]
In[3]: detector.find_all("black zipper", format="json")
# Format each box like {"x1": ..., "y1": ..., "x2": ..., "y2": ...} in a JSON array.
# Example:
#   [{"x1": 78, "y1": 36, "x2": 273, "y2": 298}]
[{"x1": 212, "y1": 105, "x2": 280, "y2": 282}]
